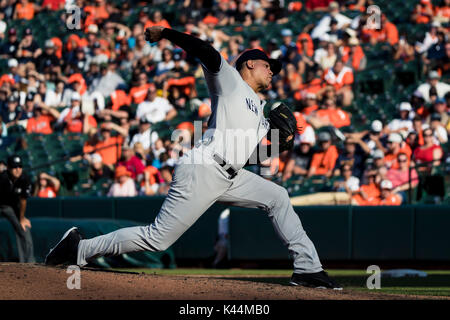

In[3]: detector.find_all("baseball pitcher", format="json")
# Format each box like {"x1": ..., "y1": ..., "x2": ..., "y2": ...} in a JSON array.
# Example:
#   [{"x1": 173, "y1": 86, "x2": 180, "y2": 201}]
[{"x1": 45, "y1": 27, "x2": 341, "y2": 289}]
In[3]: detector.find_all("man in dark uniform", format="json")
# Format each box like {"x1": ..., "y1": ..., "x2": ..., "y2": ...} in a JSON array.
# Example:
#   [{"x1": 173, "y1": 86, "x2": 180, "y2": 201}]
[{"x1": 0, "y1": 155, "x2": 35, "y2": 262}]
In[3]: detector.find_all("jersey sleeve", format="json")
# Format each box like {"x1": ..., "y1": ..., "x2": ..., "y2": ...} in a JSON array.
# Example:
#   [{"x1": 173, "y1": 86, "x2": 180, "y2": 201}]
[{"x1": 202, "y1": 55, "x2": 239, "y2": 96}]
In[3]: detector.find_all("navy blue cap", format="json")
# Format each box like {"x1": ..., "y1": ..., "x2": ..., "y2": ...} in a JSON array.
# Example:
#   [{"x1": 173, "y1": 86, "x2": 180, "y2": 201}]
[{"x1": 235, "y1": 49, "x2": 282, "y2": 75}]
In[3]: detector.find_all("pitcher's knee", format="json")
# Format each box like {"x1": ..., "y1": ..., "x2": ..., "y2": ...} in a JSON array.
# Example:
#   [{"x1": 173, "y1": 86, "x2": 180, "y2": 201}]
[{"x1": 271, "y1": 186, "x2": 291, "y2": 209}]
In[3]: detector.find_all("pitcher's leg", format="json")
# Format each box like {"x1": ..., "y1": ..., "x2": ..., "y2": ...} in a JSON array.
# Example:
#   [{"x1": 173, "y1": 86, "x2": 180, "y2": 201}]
[
  {"x1": 77, "y1": 161, "x2": 232, "y2": 266},
  {"x1": 218, "y1": 170, "x2": 323, "y2": 273}
]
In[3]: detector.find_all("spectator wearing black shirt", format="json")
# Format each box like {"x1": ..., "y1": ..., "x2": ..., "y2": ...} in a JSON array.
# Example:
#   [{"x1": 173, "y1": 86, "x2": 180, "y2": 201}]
[
  {"x1": 16, "y1": 28, "x2": 42, "y2": 64},
  {"x1": 0, "y1": 28, "x2": 19, "y2": 59},
  {"x1": 0, "y1": 155, "x2": 35, "y2": 262},
  {"x1": 37, "y1": 40, "x2": 60, "y2": 73}
]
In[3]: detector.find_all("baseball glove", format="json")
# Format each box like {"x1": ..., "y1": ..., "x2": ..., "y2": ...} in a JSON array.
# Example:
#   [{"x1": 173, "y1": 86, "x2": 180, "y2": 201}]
[{"x1": 266, "y1": 102, "x2": 298, "y2": 152}]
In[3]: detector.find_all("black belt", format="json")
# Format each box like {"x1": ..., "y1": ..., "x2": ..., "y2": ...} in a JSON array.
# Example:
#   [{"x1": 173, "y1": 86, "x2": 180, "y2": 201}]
[{"x1": 213, "y1": 153, "x2": 238, "y2": 179}]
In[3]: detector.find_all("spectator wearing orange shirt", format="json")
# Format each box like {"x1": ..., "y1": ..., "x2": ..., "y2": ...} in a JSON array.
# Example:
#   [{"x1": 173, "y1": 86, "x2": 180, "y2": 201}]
[
  {"x1": 84, "y1": 0, "x2": 110, "y2": 27},
  {"x1": 321, "y1": 60, "x2": 354, "y2": 106},
  {"x1": 368, "y1": 14, "x2": 399, "y2": 46},
  {"x1": 34, "y1": 172, "x2": 60, "y2": 198},
  {"x1": 307, "y1": 131, "x2": 339, "y2": 178},
  {"x1": 56, "y1": 92, "x2": 97, "y2": 134},
  {"x1": 377, "y1": 179, "x2": 402, "y2": 206},
  {"x1": 341, "y1": 37, "x2": 366, "y2": 71},
  {"x1": 412, "y1": 0, "x2": 434, "y2": 24},
  {"x1": 96, "y1": 122, "x2": 128, "y2": 168},
  {"x1": 383, "y1": 133, "x2": 412, "y2": 169},
  {"x1": 26, "y1": 102, "x2": 60, "y2": 135},
  {"x1": 309, "y1": 98, "x2": 351, "y2": 129},
  {"x1": 352, "y1": 170, "x2": 381, "y2": 205},
  {"x1": 300, "y1": 92, "x2": 319, "y2": 116},
  {"x1": 14, "y1": 0, "x2": 35, "y2": 20},
  {"x1": 434, "y1": 0, "x2": 450, "y2": 23},
  {"x1": 144, "y1": 10, "x2": 171, "y2": 30},
  {"x1": 129, "y1": 73, "x2": 152, "y2": 104},
  {"x1": 140, "y1": 165, "x2": 163, "y2": 196}
]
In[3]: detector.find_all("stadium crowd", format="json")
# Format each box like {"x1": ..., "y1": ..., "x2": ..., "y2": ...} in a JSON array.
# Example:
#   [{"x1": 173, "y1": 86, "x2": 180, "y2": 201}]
[{"x1": 0, "y1": 0, "x2": 449, "y2": 205}]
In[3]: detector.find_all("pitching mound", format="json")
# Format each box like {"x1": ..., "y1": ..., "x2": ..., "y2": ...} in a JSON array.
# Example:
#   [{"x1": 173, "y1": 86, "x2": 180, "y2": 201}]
[{"x1": 0, "y1": 263, "x2": 444, "y2": 300}]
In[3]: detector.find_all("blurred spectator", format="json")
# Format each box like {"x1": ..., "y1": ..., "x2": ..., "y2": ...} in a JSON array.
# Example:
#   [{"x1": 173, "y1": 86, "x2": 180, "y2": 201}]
[
  {"x1": 90, "y1": 60, "x2": 126, "y2": 97},
  {"x1": 387, "y1": 152, "x2": 419, "y2": 201},
  {"x1": 33, "y1": 172, "x2": 60, "y2": 198},
  {"x1": 136, "y1": 84, "x2": 177, "y2": 123},
  {"x1": 320, "y1": 60, "x2": 354, "y2": 107},
  {"x1": 413, "y1": 127, "x2": 444, "y2": 166},
  {"x1": 26, "y1": 101, "x2": 60, "y2": 134},
  {"x1": 367, "y1": 13, "x2": 399, "y2": 46},
  {"x1": 415, "y1": 22, "x2": 440, "y2": 54},
  {"x1": 17, "y1": 28, "x2": 41, "y2": 64},
  {"x1": 283, "y1": 134, "x2": 315, "y2": 181},
  {"x1": 309, "y1": 98, "x2": 351, "y2": 128},
  {"x1": 307, "y1": 131, "x2": 338, "y2": 177},
  {"x1": 334, "y1": 138, "x2": 367, "y2": 179},
  {"x1": 118, "y1": 144, "x2": 145, "y2": 180},
  {"x1": 424, "y1": 31, "x2": 447, "y2": 71},
  {"x1": 107, "y1": 166, "x2": 137, "y2": 197},
  {"x1": 394, "y1": 34, "x2": 415, "y2": 63},
  {"x1": 412, "y1": 0, "x2": 434, "y2": 24},
  {"x1": 311, "y1": 2, "x2": 352, "y2": 40},
  {"x1": 158, "y1": 164, "x2": 174, "y2": 195},
  {"x1": 342, "y1": 37, "x2": 366, "y2": 71},
  {"x1": 426, "y1": 97, "x2": 449, "y2": 127},
  {"x1": 129, "y1": 72, "x2": 153, "y2": 104},
  {"x1": 88, "y1": 153, "x2": 114, "y2": 183},
  {"x1": 434, "y1": 0, "x2": 450, "y2": 23},
  {"x1": 128, "y1": 118, "x2": 159, "y2": 152},
  {"x1": 384, "y1": 133, "x2": 412, "y2": 169},
  {"x1": 376, "y1": 179, "x2": 402, "y2": 205},
  {"x1": 14, "y1": 0, "x2": 36, "y2": 21},
  {"x1": 140, "y1": 165, "x2": 163, "y2": 196},
  {"x1": 429, "y1": 113, "x2": 448, "y2": 144},
  {"x1": 416, "y1": 70, "x2": 450, "y2": 103},
  {"x1": 386, "y1": 102, "x2": 413, "y2": 136},
  {"x1": 352, "y1": 169, "x2": 380, "y2": 206},
  {"x1": 0, "y1": 28, "x2": 19, "y2": 59},
  {"x1": 318, "y1": 42, "x2": 338, "y2": 70},
  {"x1": 95, "y1": 122, "x2": 128, "y2": 168},
  {"x1": 56, "y1": 92, "x2": 97, "y2": 134}
]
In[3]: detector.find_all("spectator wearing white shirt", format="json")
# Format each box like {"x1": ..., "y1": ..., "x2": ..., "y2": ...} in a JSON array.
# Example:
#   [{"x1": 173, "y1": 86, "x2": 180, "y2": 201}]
[
  {"x1": 44, "y1": 80, "x2": 65, "y2": 108},
  {"x1": 310, "y1": 2, "x2": 352, "y2": 40},
  {"x1": 387, "y1": 102, "x2": 414, "y2": 136},
  {"x1": 416, "y1": 70, "x2": 450, "y2": 103},
  {"x1": 429, "y1": 113, "x2": 448, "y2": 144},
  {"x1": 136, "y1": 84, "x2": 177, "y2": 124},
  {"x1": 128, "y1": 118, "x2": 159, "y2": 152}
]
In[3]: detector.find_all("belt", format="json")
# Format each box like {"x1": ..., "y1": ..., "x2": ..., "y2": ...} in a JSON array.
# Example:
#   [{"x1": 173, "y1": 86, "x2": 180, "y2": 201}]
[{"x1": 213, "y1": 153, "x2": 238, "y2": 179}]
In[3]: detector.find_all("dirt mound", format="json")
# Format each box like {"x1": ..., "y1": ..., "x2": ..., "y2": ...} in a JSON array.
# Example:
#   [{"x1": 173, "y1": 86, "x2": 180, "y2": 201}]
[{"x1": 0, "y1": 263, "x2": 443, "y2": 300}]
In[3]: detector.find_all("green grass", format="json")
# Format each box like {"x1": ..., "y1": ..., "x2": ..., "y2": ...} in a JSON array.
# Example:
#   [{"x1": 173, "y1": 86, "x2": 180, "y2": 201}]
[{"x1": 110, "y1": 268, "x2": 450, "y2": 297}]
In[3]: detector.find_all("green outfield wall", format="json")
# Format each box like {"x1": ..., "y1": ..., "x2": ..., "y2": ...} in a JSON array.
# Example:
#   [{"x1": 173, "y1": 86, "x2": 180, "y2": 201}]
[{"x1": 7, "y1": 197, "x2": 450, "y2": 262}]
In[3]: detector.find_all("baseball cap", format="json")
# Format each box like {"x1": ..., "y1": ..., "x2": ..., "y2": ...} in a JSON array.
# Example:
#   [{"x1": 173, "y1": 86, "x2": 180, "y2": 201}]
[
  {"x1": 235, "y1": 49, "x2": 282, "y2": 75},
  {"x1": 388, "y1": 133, "x2": 402, "y2": 143},
  {"x1": 8, "y1": 28, "x2": 16, "y2": 36},
  {"x1": 318, "y1": 131, "x2": 331, "y2": 142},
  {"x1": 173, "y1": 53, "x2": 182, "y2": 61},
  {"x1": 91, "y1": 153, "x2": 102, "y2": 164},
  {"x1": 329, "y1": 1, "x2": 339, "y2": 9},
  {"x1": 7, "y1": 155, "x2": 22, "y2": 168},
  {"x1": 412, "y1": 89, "x2": 424, "y2": 99},
  {"x1": 45, "y1": 39, "x2": 55, "y2": 48},
  {"x1": 348, "y1": 37, "x2": 359, "y2": 46},
  {"x1": 26, "y1": 92, "x2": 35, "y2": 102},
  {"x1": 71, "y1": 92, "x2": 81, "y2": 101},
  {"x1": 428, "y1": 70, "x2": 440, "y2": 79},
  {"x1": 8, "y1": 58, "x2": 18, "y2": 68},
  {"x1": 24, "y1": 28, "x2": 32, "y2": 36},
  {"x1": 306, "y1": 92, "x2": 317, "y2": 99},
  {"x1": 435, "y1": 97, "x2": 446, "y2": 104},
  {"x1": 88, "y1": 24, "x2": 99, "y2": 34},
  {"x1": 139, "y1": 117, "x2": 151, "y2": 125},
  {"x1": 7, "y1": 95, "x2": 17, "y2": 103},
  {"x1": 281, "y1": 29, "x2": 293, "y2": 37},
  {"x1": 373, "y1": 149, "x2": 384, "y2": 159},
  {"x1": 380, "y1": 179, "x2": 393, "y2": 190},
  {"x1": 399, "y1": 102, "x2": 412, "y2": 112},
  {"x1": 371, "y1": 120, "x2": 383, "y2": 132},
  {"x1": 430, "y1": 113, "x2": 442, "y2": 121}
]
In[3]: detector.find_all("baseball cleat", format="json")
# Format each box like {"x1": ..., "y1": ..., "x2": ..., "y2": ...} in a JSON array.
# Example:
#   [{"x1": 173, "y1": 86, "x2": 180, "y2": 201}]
[
  {"x1": 289, "y1": 271, "x2": 343, "y2": 290},
  {"x1": 45, "y1": 227, "x2": 82, "y2": 266}
]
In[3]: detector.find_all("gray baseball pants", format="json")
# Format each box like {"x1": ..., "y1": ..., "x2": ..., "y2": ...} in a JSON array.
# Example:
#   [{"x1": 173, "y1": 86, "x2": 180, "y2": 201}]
[{"x1": 77, "y1": 148, "x2": 323, "y2": 273}]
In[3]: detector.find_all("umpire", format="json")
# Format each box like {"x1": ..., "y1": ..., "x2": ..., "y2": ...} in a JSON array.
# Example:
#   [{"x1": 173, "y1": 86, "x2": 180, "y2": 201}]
[{"x1": 0, "y1": 155, "x2": 35, "y2": 262}]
